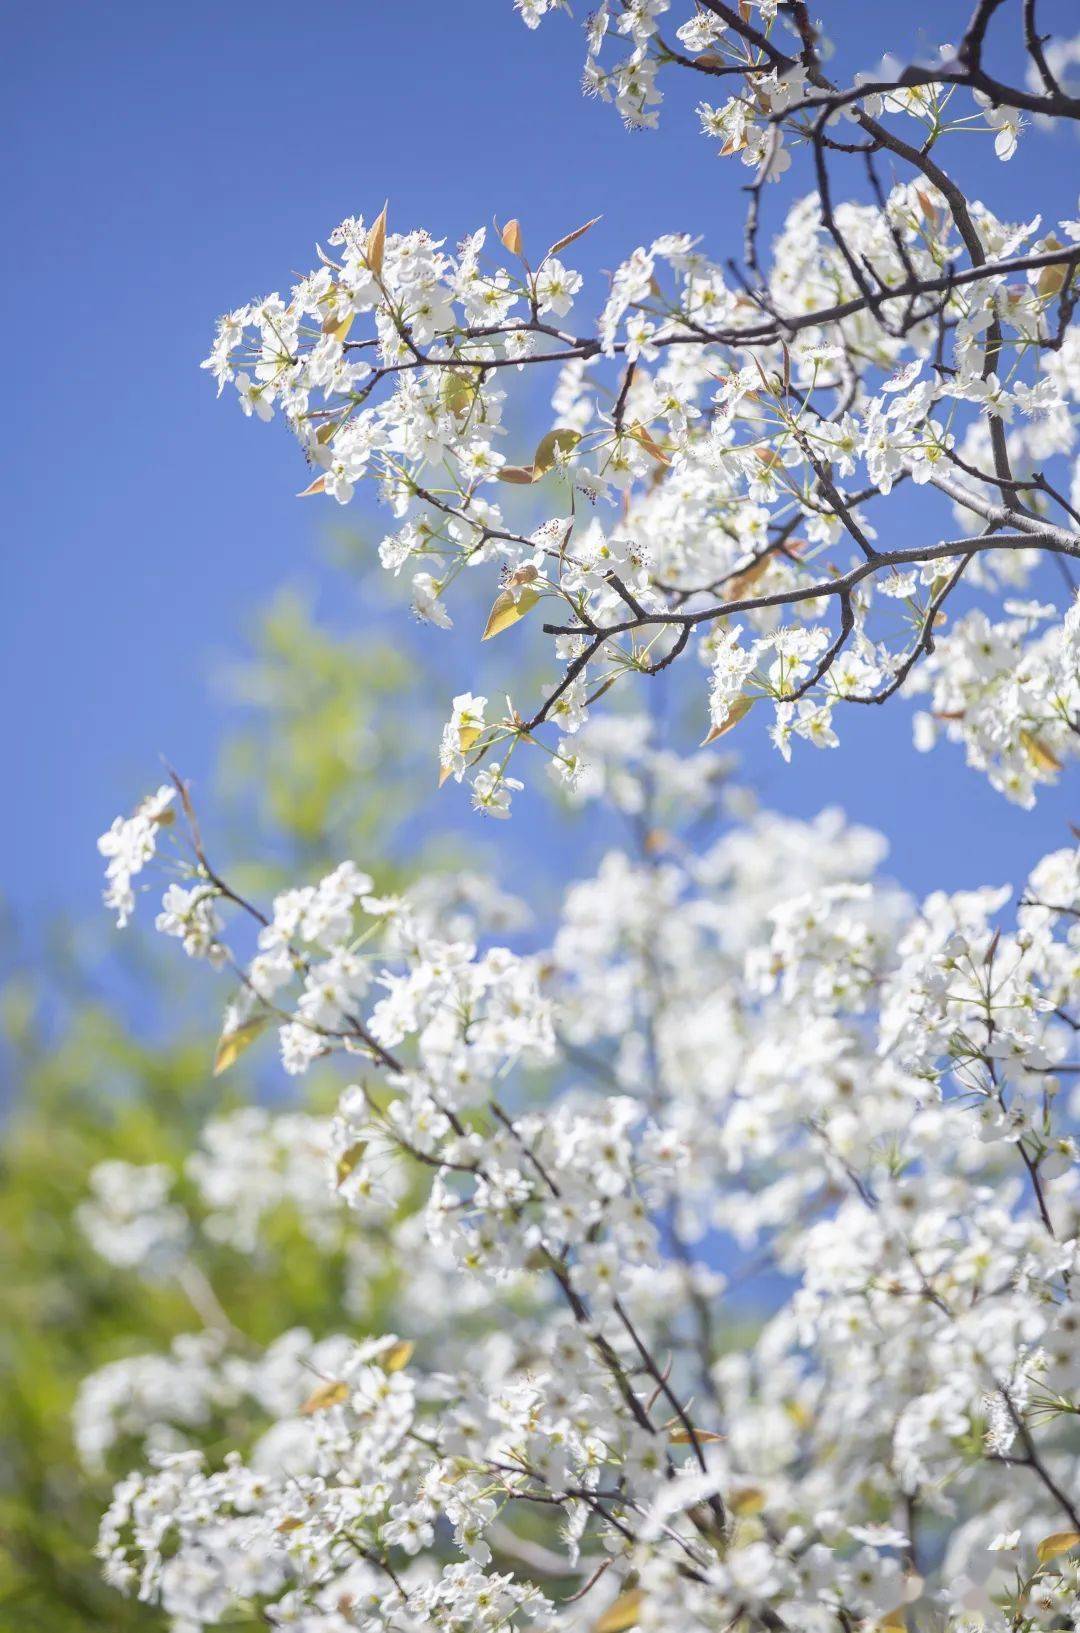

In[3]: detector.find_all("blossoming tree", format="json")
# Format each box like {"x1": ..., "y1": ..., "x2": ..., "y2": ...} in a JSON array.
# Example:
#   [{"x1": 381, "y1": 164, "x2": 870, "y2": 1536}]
[{"x1": 86, "y1": 4, "x2": 1080, "y2": 1630}]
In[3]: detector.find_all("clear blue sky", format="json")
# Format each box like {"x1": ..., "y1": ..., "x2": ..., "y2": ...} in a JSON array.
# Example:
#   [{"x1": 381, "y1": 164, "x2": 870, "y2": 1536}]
[{"x1": 4, "y1": 0, "x2": 1078, "y2": 931}]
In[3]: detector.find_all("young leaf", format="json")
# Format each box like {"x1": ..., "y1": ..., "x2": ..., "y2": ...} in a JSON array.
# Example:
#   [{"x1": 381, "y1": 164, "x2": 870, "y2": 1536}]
[
  {"x1": 438, "y1": 717, "x2": 485, "y2": 788},
  {"x1": 668, "y1": 1426, "x2": 725, "y2": 1444},
  {"x1": 702, "y1": 694, "x2": 754, "y2": 745},
  {"x1": 297, "y1": 475, "x2": 327, "y2": 498},
  {"x1": 725, "y1": 554, "x2": 771, "y2": 599},
  {"x1": 629, "y1": 422, "x2": 670, "y2": 467},
  {"x1": 546, "y1": 214, "x2": 602, "y2": 258},
  {"x1": 501, "y1": 217, "x2": 523, "y2": 257},
  {"x1": 335, "y1": 1141, "x2": 367, "y2": 1188},
  {"x1": 212, "y1": 1015, "x2": 269, "y2": 1077},
  {"x1": 1037, "y1": 1531, "x2": 1080, "y2": 1564},
  {"x1": 443, "y1": 375, "x2": 474, "y2": 417},
  {"x1": 915, "y1": 187, "x2": 942, "y2": 231},
  {"x1": 322, "y1": 309, "x2": 355, "y2": 342},
  {"x1": 593, "y1": 1589, "x2": 642, "y2": 1633},
  {"x1": 727, "y1": 1486, "x2": 767, "y2": 1516},
  {"x1": 533, "y1": 427, "x2": 582, "y2": 475},
  {"x1": 724, "y1": 540, "x2": 805, "y2": 601},
  {"x1": 366, "y1": 202, "x2": 388, "y2": 276},
  {"x1": 497, "y1": 464, "x2": 538, "y2": 485},
  {"x1": 1020, "y1": 730, "x2": 1062, "y2": 774},
  {"x1": 299, "y1": 1379, "x2": 350, "y2": 1415},
  {"x1": 380, "y1": 1339, "x2": 415, "y2": 1373},
  {"x1": 482, "y1": 585, "x2": 541, "y2": 640},
  {"x1": 1037, "y1": 237, "x2": 1069, "y2": 298}
]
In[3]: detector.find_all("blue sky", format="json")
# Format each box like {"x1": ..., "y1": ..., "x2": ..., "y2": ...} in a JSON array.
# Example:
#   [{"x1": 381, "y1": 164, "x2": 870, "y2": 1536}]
[{"x1": 5, "y1": 0, "x2": 1079, "y2": 934}]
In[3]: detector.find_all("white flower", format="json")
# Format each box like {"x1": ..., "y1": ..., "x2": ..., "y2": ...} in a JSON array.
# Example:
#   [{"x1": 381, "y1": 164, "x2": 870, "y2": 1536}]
[
  {"x1": 98, "y1": 785, "x2": 176, "y2": 926},
  {"x1": 411, "y1": 573, "x2": 453, "y2": 629}
]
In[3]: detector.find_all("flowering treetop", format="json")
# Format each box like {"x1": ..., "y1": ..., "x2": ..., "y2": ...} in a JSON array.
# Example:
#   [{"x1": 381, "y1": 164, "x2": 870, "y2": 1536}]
[{"x1": 202, "y1": 0, "x2": 1080, "y2": 816}]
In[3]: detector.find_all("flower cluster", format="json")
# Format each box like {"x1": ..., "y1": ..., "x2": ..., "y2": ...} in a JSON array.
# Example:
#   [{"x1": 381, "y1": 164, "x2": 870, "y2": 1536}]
[
  {"x1": 84, "y1": 763, "x2": 1080, "y2": 1632},
  {"x1": 97, "y1": 784, "x2": 175, "y2": 926},
  {"x1": 911, "y1": 594, "x2": 1080, "y2": 806},
  {"x1": 203, "y1": 1, "x2": 1080, "y2": 811}
]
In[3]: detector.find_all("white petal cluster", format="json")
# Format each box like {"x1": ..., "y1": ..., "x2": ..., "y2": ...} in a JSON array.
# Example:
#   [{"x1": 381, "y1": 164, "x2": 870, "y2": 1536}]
[
  {"x1": 203, "y1": 164, "x2": 1080, "y2": 806},
  {"x1": 76, "y1": 1159, "x2": 190, "y2": 1273},
  {"x1": 911, "y1": 596, "x2": 1080, "y2": 805},
  {"x1": 97, "y1": 785, "x2": 176, "y2": 926},
  {"x1": 86, "y1": 769, "x2": 1080, "y2": 1633}
]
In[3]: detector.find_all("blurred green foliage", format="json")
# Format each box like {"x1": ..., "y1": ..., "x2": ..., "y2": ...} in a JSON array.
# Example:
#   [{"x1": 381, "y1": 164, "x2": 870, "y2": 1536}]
[
  {"x1": 0, "y1": 592, "x2": 435, "y2": 1631},
  {"x1": 217, "y1": 588, "x2": 418, "y2": 870}
]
